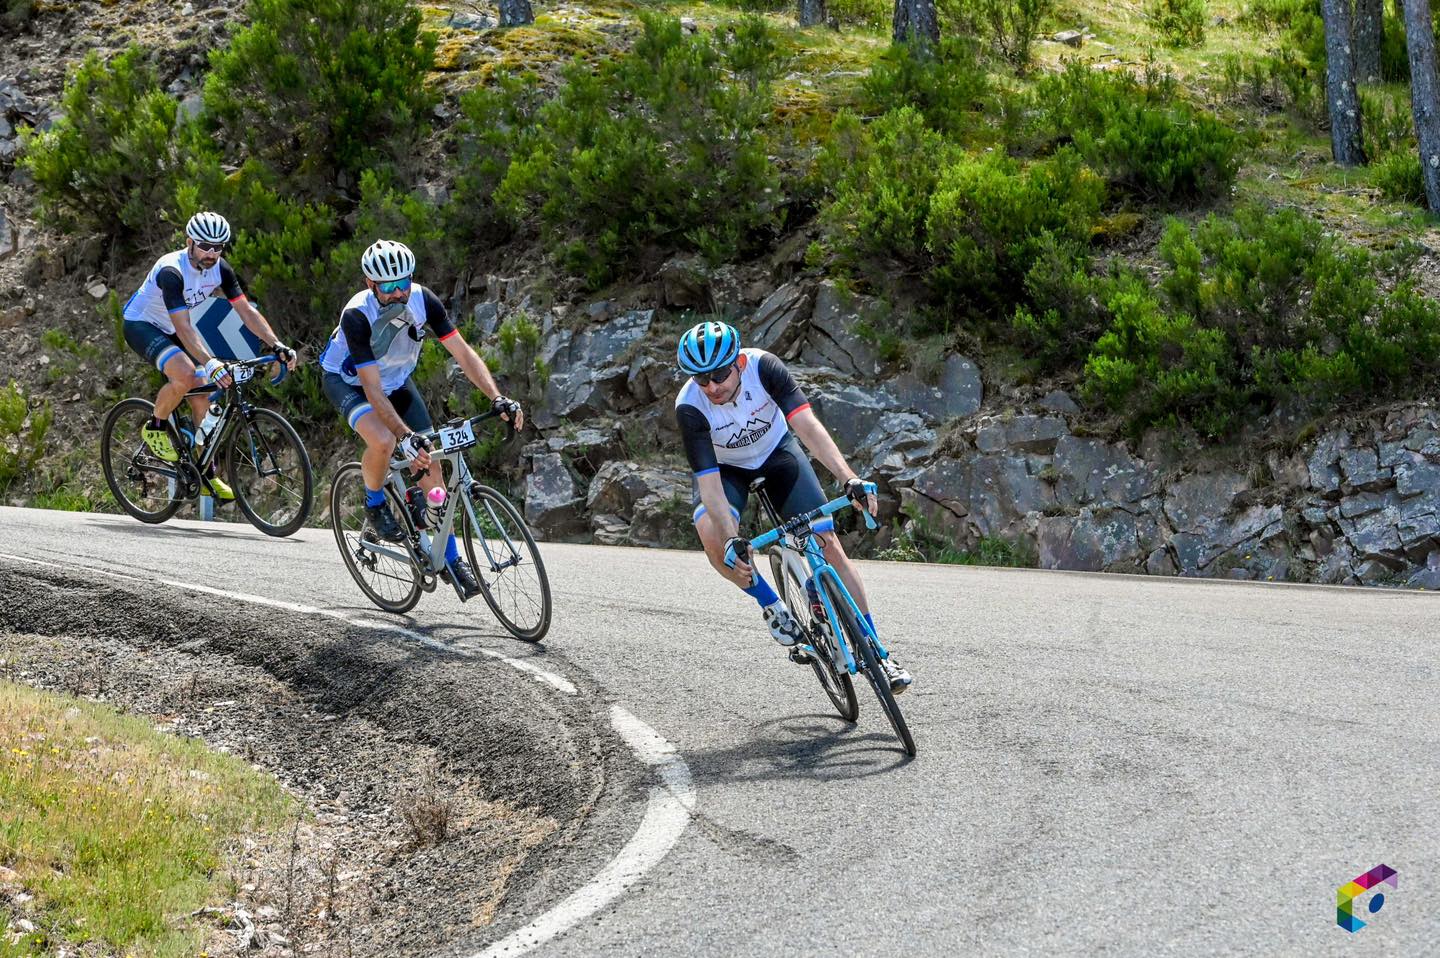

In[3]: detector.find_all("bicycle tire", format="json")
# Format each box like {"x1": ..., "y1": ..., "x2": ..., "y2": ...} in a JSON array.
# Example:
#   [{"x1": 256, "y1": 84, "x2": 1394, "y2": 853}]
[
  {"x1": 821, "y1": 574, "x2": 915, "y2": 756},
  {"x1": 226, "y1": 407, "x2": 314, "y2": 537},
  {"x1": 461, "y1": 483, "x2": 552, "y2": 641},
  {"x1": 769, "y1": 550, "x2": 857, "y2": 722},
  {"x1": 100, "y1": 398, "x2": 185, "y2": 524},
  {"x1": 330, "y1": 462, "x2": 421, "y2": 614}
]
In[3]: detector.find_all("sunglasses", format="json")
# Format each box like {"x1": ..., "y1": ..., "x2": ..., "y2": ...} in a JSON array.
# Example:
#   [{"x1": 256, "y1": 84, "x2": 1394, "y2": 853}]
[
  {"x1": 376, "y1": 276, "x2": 413, "y2": 295},
  {"x1": 193, "y1": 241, "x2": 225, "y2": 253},
  {"x1": 693, "y1": 363, "x2": 734, "y2": 386}
]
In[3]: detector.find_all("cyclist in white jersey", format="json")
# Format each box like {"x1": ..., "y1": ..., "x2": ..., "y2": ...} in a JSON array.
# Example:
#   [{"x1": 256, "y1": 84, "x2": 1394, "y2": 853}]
[
  {"x1": 674, "y1": 321, "x2": 912, "y2": 692},
  {"x1": 120, "y1": 211, "x2": 298, "y2": 500},
  {"x1": 318, "y1": 239, "x2": 522, "y2": 598}
]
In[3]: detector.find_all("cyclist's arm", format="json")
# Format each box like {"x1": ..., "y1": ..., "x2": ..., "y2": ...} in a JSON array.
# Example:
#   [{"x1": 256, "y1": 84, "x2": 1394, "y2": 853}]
[
  {"x1": 677, "y1": 404, "x2": 738, "y2": 537},
  {"x1": 220, "y1": 261, "x2": 289, "y2": 363},
  {"x1": 156, "y1": 267, "x2": 216, "y2": 368},
  {"x1": 437, "y1": 331, "x2": 501, "y2": 399},
  {"x1": 787, "y1": 407, "x2": 859, "y2": 486}
]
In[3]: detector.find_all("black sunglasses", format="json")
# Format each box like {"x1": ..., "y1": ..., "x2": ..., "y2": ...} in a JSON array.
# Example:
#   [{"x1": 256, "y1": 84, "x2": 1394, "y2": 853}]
[
  {"x1": 693, "y1": 363, "x2": 734, "y2": 386},
  {"x1": 193, "y1": 241, "x2": 226, "y2": 253}
]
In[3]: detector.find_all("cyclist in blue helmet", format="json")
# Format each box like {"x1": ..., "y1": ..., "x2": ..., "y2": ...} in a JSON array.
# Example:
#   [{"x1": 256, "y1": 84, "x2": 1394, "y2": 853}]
[{"x1": 673, "y1": 321, "x2": 912, "y2": 693}]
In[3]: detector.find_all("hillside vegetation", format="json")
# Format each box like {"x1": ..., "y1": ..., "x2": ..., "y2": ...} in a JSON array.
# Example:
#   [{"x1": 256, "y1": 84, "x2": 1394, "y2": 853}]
[{"x1": 2, "y1": 0, "x2": 1439, "y2": 524}]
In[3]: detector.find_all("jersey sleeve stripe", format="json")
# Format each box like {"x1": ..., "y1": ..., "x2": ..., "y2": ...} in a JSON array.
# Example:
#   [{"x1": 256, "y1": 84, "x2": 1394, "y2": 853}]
[
  {"x1": 167, "y1": 306, "x2": 189, "y2": 315},
  {"x1": 227, "y1": 295, "x2": 247, "y2": 304},
  {"x1": 784, "y1": 402, "x2": 811, "y2": 422},
  {"x1": 352, "y1": 360, "x2": 378, "y2": 369},
  {"x1": 693, "y1": 466, "x2": 720, "y2": 477}
]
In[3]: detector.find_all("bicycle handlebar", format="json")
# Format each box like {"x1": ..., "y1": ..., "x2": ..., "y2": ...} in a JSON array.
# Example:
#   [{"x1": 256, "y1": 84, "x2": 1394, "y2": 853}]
[{"x1": 747, "y1": 493, "x2": 878, "y2": 553}]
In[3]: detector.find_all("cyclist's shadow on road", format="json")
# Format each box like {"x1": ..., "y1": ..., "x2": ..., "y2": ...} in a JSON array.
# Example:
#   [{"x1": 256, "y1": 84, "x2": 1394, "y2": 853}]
[
  {"x1": 87, "y1": 518, "x2": 303, "y2": 543},
  {"x1": 685, "y1": 714, "x2": 914, "y2": 785}
]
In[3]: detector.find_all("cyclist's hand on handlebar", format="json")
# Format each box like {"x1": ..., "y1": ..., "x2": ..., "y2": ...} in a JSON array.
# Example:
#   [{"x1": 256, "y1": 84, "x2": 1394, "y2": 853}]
[
  {"x1": 397, "y1": 431, "x2": 432, "y2": 469},
  {"x1": 845, "y1": 476, "x2": 879, "y2": 517},
  {"x1": 722, "y1": 536, "x2": 753, "y2": 586},
  {"x1": 270, "y1": 341, "x2": 299, "y2": 371},
  {"x1": 492, "y1": 394, "x2": 524, "y2": 432},
  {"x1": 201, "y1": 358, "x2": 233, "y2": 388}
]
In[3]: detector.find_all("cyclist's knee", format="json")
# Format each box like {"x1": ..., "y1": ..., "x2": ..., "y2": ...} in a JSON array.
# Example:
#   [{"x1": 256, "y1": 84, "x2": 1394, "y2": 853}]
[{"x1": 820, "y1": 531, "x2": 848, "y2": 560}]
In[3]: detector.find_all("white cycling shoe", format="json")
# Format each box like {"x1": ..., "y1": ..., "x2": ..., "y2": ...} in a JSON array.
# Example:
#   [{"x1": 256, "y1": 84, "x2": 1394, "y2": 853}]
[
  {"x1": 763, "y1": 603, "x2": 804, "y2": 647},
  {"x1": 880, "y1": 658, "x2": 913, "y2": 694}
]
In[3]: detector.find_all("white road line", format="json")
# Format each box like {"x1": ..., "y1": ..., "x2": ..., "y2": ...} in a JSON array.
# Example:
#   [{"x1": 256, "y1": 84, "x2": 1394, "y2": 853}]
[
  {"x1": 0, "y1": 551, "x2": 693, "y2": 955},
  {"x1": 467, "y1": 706, "x2": 696, "y2": 958}
]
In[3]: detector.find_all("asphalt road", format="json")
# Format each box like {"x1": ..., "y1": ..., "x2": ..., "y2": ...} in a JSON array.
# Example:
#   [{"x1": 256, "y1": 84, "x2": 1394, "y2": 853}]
[{"x1": 2, "y1": 505, "x2": 1437, "y2": 956}]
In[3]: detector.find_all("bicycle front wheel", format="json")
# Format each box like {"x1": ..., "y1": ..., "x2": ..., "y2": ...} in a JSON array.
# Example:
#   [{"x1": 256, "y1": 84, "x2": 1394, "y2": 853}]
[
  {"x1": 226, "y1": 407, "x2": 313, "y2": 537},
  {"x1": 770, "y1": 550, "x2": 857, "y2": 722},
  {"x1": 461, "y1": 484, "x2": 552, "y2": 641},
  {"x1": 100, "y1": 398, "x2": 185, "y2": 524},
  {"x1": 821, "y1": 574, "x2": 915, "y2": 756},
  {"x1": 330, "y1": 462, "x2": 421, "y2": 614}
]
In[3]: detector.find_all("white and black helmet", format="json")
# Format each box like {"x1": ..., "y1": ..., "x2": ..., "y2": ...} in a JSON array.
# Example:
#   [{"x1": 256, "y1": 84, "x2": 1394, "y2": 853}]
[
  {"x1": 185, "y1": 211, "x2": 231, "y2": 246},
  {"x1": 361, "y1": 240, "x2": 416, "y2": 283}
]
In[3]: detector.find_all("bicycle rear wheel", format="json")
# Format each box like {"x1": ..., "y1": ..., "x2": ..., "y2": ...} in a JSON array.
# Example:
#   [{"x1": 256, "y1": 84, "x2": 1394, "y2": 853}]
[
  {"x1": 821, "y1": 574, "x2": 915, "y2": 756},
  {"x1": 769, "y1": 550, "x2": 857, "y2": 722},
  {"x1": 226, "y1": 407, "x2": 313, "y2": 537},
  {"x1": 330, "y1": 462, "x2": 421, "y2": 613},
  {"x1": 460, "y1": 483, "x2": 552, "y2": 641},
  {"x1": 100, "y1": 398, "x2": 185, "y2": 524}
]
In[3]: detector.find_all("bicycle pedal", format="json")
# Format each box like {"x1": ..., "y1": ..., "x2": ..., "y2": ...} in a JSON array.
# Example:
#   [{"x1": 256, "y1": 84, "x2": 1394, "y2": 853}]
[{"x1": 789, "y1": 644, "x2": 815, "y2": 665}]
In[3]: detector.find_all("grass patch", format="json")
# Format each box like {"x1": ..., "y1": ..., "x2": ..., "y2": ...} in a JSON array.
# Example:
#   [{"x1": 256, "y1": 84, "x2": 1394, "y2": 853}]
[
  {"x1": 879, "y1": 512, "x2": 1038, "y2": 566},
  {"x1": 0, "y1": 681, "x2": 294, "y2": 956}
]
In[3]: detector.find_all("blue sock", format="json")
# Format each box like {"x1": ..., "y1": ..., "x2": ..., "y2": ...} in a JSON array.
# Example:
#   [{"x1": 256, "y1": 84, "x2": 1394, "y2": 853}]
[
  {"x1": 863, "y1": 612, "x2": 877, "y2": 636},
  {"x1": 445, "y1": 534, "x2": 460, "y2": 564},
  {"x1": 365, "y1": 486, "x2": 386, "y2": 508},
  {"x1": 741, "y1": 573, "x2": 779, "y2": 609}
]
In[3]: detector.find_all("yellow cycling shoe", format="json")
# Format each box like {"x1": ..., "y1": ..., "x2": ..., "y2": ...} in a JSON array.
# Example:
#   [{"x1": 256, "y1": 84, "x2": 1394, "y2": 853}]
[
  {"x1": 140, "y1": 422, "x2": 179, "y2": 462},
  {"x1": 207, "y1": 475, "x2": 235, "y2": 501}
]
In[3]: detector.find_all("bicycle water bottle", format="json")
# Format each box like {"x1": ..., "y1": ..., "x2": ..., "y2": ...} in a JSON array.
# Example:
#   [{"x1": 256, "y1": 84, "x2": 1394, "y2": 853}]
[
  {"x1": 425, "y1": 486, "x2": 447, "y2": 529},
  {"x1": 196, "y1": 403, "x2": 221, "y2": 447},
  {"x1": 805, "y1": 576, "x2": 827, "y2": 622},
  {"x1": 405, "y1": 486, "x2": 427, "y2": 528}
]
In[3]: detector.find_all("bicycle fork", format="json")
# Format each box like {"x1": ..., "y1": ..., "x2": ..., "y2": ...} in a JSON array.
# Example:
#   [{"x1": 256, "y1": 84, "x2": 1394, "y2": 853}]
[{"x1": 806, "y1": 558, "x2": 893, "y2": 675}]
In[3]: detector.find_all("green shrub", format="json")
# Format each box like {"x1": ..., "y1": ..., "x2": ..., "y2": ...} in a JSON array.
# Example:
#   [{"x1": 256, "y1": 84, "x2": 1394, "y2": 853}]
[
  {"x1": 0, "y1": 382, "x2": 51, "y2": 496},
  {"x1": 828, "y1": 0, "x2": 889, "y2": 29},
  {"x1": 1029, "y1": 62, "x2": 1240, "y2": 202},
  {"x1": 861, "y1": 37, "x2": 992, "y2": 137},
  {"x1": 20, "y1": 47, "x2": 180, "y2": 245},
  {"x1": 496, "y1": 14, "x2": 785, "y2": 288},
  {"x1": 1147, "y1": 0, "x2": 1206, "y2": 48},
  {"x1": 203, "y1": 0, "x2": 437, "y2": 203},
  {"x1": 2, "y1": 0, "x2": 34, "y2": 33},
  {"x1": 926, "y1": 147, "x2": 1104, "y2": 314},
  {"x1": 449, "y1": 71, "x2": 547, "y2": 248},
  {"x1": 1082, "y1": 205, "x2": 1440, "y2": 434},
  {"x1": 971, "y1": 0, "x2": 1053, "y2": 74},
  {"x1": 1360, "y1": 86, "x2": 1415, "y2": 161},
  {"x1": 819, "y1": 108, "x2": 956, "y2": 268},
  {"x1": 1372, "y1": 150, "x2": 1426, "y2": 206},
  {"x1": 1010, "y1": 238, "x2": 1112, "y2": 364}
]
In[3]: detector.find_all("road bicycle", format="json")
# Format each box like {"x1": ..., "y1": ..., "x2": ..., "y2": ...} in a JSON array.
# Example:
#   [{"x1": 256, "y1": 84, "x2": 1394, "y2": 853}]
[
  {"x1": 329, "y1": 407, "x2": 552, "y2": 641},
  {"x1": 100, "y1": 354, "x2": 313, "y2": 537},
  {"x1": 747, "y1": 480, "x2": 916, "y2": 756}
]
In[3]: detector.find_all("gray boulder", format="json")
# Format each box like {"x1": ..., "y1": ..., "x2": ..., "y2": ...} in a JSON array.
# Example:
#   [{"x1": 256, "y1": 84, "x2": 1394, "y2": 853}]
[
  {"x1": 587, "y1": 462, "x2": 692, "y2": 547},
  {"x1": 748, "y1": 282, "x2": 812, "y2": 357},
  {"x1": 0, "y1": 207, "x2": 15, "y2": 262},
  {"x1": 1039, "y1": 389, "x2": 1081, "y2": 415},
  {"x1": 1164, "y1": 471, "x2": 1249, "y2": 532},
  {"x1": 1036, "y1": 508, "x2": 1141, "y2": 571},
  {"x1": 543, "y1": 308, "x2": 654, "y2": 375},
  {"x1": 626, "y1": 355, "x2": 684, "y2": 405},
  {"x1": 885, "y1": 354, "x2": 983, "y2": 422},
  {"x1": 1053, "y1": 435, "x2": 1153, "y2": 507},
  {"x1": 1002, "y1": 415, "x2": 1068, "y2": 454},
  {"x1": 900, "y1": 457, "x2": 972, "y2": 540},
  {"x1": 1306, "y1": 429, "x2": 1350, "y2": 494},
  {"x1": 657, "y1": 255, "x2": 710, "y2": 309},
  {"x1": 799, "y1": 281, "x2": 882, "y2": 377},
  {"x1": 529, "y1": 425, "x2": 623, "y2": 477},
  {"x1": 524, "y1": 453, "x2": 586, "y2": 539},
  {"x1": 803, "y1": 380, "x2": 893, "y2": 451},
  {"x1": 861, "y1": 413, "x2": 937, "y2": 478}
]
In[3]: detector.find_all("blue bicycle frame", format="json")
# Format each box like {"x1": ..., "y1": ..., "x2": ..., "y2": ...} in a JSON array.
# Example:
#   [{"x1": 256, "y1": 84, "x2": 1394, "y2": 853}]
[{"x1": 747, "y1": 495, "x2": 893, "y2": 676}]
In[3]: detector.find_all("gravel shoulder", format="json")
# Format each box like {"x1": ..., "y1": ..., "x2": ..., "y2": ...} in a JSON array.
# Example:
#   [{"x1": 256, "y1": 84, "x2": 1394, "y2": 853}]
[{"x1": 0, "y1": 558, "x2": 645, "y2": 957}]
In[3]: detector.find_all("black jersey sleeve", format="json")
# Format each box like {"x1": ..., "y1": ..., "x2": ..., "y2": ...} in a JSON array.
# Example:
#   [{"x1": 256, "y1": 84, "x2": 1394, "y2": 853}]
[
  {"x1": 756, "y1": 352, "x2": 809, "y2": 418},
  {"x1": 421, "y1": 287, "x2": 457, "y2": 340},
  {"x1": 217, "y1": 259, "x2": 246, "y2": 302},
  {"x1": 156, "y1": 267, "x2": 187, "y2": 314},
  {"x1": 340, "y1": 308, "x2": 377, "y2": 368},
  {"x1": 676, "y1": 404, "x2": 719, "y2": 474}
]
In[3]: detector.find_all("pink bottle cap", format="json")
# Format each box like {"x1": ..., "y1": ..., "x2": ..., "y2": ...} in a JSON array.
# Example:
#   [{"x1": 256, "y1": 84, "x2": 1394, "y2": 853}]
[{"x1": 426, "y1": 486, "x2": 447, "y2": 505}]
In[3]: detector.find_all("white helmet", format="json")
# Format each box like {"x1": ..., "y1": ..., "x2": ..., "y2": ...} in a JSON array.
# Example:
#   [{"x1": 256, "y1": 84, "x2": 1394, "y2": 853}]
[
  {"x1": 185, "y1": 211, "x2": 231, "y2": 245},
  {"x1": 361, "y1": 240, "x2": 416, "y2": 283}
]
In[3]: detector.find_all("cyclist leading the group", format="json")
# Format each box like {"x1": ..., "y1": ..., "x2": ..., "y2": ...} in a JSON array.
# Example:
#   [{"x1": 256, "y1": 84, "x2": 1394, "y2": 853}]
[
  {"x1": 121, "y1": 211, "x2": 298, "y2": 500},
  {"x1": 674, "y1": 321, "x2": 912, "y2": 692},
  {"x1": 319, "y1": 239, "x2": 522, "y2": 598}
]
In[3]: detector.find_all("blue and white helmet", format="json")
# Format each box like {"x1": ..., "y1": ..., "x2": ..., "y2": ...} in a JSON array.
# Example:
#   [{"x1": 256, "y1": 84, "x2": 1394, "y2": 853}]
[
  {"x1": 677, "y1": 321, "x2": 740, "y2": 374},
  {"x1": 361, "y1": 240, "x2": 416, "y2": 283},
  {"x1": 185, "y1": 211, "x2": 231, "y2": 245}
]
